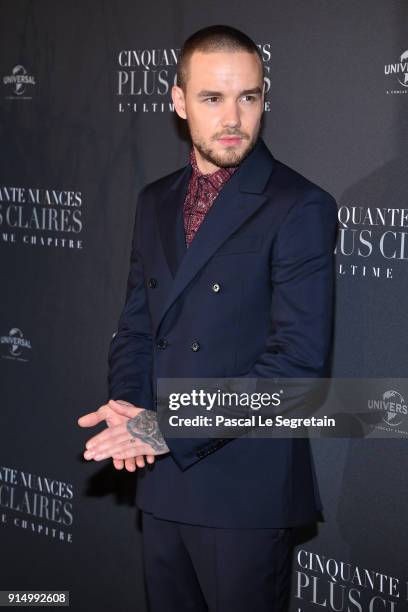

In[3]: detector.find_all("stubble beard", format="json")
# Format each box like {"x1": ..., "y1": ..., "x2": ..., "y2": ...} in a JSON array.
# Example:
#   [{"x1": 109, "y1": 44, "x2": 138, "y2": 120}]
[{"x1": 187, "y1": 122, "x2": 261, "y2": 170}]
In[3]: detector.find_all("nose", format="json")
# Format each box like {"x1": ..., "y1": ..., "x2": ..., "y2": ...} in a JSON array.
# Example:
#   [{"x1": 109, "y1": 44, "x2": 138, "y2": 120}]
[{"x1": 221, "y1": 101, "x2": 241, "y2": 129}]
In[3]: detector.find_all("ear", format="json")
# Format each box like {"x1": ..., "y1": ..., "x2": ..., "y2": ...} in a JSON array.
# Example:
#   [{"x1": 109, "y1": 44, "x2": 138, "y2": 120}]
[{"x1": 171, "y1": 84, "x2": 187, "y2": 120}]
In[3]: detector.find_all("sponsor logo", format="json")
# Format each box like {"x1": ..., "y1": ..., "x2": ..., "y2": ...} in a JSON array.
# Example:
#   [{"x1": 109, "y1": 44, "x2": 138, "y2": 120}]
[
  {"x1": 116, "y1": 44, "x2": 272, "y2": 113},
  {"x1": 3, "y1": 65, "x2": 36, "y2": 99},
  {"x1": 0, "y1": 186, "x2": 84, "y2": 250},
  {"x1": 335, "y1": 204, "x2": 408, "y2": 279},
  {"x1": 295, "y1": 549, "x2": 403, "y2": 611},
  {"x1": 384, "y1": 49, "x2": 408, "y2": 95},
  {"x1": 368, "y1": 389, "x2": 408, "y2": 434},
  {"x1": 1, "y1": 328, "x2": 32, "y2": 362},
  {"x1": 0, "y1": 465, "x2": 73, "y2": 544}
]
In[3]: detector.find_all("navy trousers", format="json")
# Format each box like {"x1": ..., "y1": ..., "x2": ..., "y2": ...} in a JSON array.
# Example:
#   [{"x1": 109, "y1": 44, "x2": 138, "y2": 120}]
[{"x1": 141, "y1": 511, "x2": 294, "y2": 612}]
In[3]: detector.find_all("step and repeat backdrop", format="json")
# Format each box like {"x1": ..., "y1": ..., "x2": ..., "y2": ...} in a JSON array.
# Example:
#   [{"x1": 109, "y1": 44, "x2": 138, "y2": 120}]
[{"x1": 1, "y1": 1, "x2": 407, "y2": 610}]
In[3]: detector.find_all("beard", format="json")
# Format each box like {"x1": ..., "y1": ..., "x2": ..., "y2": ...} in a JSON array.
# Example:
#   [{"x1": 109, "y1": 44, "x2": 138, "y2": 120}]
[{"x1": 187, "y1": 121, "x2": 261, "y2": 169}]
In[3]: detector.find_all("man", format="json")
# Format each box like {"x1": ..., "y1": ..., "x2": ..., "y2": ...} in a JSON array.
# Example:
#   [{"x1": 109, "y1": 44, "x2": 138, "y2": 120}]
[{"x1": 78, "y1": 25, "x2": 338, "y2": 612}]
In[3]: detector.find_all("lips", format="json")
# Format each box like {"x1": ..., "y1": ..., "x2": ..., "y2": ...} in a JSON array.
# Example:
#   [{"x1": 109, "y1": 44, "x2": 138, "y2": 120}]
[{"x1": 218, "y1": 137, "x2": 242, "y2": 145}]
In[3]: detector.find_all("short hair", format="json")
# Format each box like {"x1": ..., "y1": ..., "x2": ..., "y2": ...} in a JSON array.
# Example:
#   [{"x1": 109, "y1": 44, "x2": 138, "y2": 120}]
[{"x1": 177, "y1": 25, "x2": 264, "y2": 91}]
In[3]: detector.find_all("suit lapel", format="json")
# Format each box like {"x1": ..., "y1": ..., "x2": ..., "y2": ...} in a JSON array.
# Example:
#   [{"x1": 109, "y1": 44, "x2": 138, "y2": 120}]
[
  {"x1": 155, "y1": 137, "x2": 276, "y2": 334},
  {"x1": 156, "y1": 165, "x2": 191, "y2": 278}
]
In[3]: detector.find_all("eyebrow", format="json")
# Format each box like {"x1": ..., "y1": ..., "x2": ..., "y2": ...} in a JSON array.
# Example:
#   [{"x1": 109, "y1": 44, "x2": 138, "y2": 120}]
[{"x1": 197, "y1": 87, "x2": 263, "y2": 98}]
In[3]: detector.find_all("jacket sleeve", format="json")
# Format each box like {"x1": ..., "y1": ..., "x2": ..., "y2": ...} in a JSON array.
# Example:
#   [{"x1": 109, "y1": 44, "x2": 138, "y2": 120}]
[
  {"x1": 244, "y1": 189, "x2": 338, "y2": 380},
  {"x1": 107, "y1": 186, "x2": 154, "y2": 410},
  {"x1": 164, "y1": 189, "x2": 338, "y2": 471}
]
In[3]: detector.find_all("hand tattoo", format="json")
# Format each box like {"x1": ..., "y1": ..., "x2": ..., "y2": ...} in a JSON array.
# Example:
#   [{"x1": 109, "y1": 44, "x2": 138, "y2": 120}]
[{"x1": 126, "y1": 410, "x2": 169, "y2": 454}]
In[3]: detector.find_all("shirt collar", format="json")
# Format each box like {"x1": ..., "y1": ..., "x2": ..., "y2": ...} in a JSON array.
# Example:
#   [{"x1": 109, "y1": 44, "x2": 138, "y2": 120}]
[{"x1": 189, "y1": 146, "x2": 237, "y2": 184}]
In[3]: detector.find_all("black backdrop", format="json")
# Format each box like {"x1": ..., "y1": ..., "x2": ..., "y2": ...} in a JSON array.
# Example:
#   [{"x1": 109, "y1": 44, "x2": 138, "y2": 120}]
[{"x1": 1, "y1": 1, "x2": 407, "y2": 610}]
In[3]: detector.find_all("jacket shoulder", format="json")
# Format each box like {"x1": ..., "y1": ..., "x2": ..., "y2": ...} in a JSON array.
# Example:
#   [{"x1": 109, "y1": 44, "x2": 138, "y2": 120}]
[
  {"x1": 140, "y1": 165, "x2": 188, "y2": 198},
  {"x1": 268, "y1": 157, "x2": 336, "y2": 203}
]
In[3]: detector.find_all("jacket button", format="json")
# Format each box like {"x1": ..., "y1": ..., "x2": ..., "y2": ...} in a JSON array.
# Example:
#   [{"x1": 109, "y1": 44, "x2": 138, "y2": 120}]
[
  {"x1": 190, "y1": 340, "x2": 200, "y2": 352},
  {"x1": 148, "y1": 278, "x2": 157, "y2": 288},
  {"x1": 211, "y1": 282, "x2": 220, "y2": 293},
  {"x1": 156, "y1": 337, "x2": 168, "y2": 350}
]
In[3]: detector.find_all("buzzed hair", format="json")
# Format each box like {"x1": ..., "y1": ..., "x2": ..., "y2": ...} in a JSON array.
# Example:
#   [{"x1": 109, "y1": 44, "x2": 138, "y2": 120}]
[{"x1": 177, "y1": 25, "x2": 264, "y2": 91}]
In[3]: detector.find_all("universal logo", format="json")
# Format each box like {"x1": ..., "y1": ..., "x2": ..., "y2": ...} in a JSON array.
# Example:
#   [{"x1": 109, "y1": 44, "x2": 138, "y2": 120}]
[
  {"x1": 384, "y1": 49, "x2": 408, "y2": 95},
  {"x1": 3, "y1": 65, "x2": 36, "y2": 99},
  {"x1": 1, "y1": 328, "x2": 32, "y2": 362},
  {"x1": 368, "y1": 389, "x2": 408, "y2": 432}
]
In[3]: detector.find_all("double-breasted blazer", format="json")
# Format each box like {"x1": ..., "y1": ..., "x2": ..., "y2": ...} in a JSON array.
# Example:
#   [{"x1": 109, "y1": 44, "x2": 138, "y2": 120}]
[{"x1": 108, "y1": 136, "x2": 338, "y2": 528}]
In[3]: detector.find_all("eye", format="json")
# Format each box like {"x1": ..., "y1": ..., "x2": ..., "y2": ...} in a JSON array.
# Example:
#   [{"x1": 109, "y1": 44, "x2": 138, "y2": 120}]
[
  {"x1": 241, "y1": 95, "x2": 257, "y2": 103},
  {"x1": 204, "y1": 96, "x2": 220, "y2": 104}
]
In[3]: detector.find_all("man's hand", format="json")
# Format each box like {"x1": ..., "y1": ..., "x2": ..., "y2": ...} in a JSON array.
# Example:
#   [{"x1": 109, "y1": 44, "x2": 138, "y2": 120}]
[
  {"x1": 78, "y1": 400, "x2": 169, "y2": 463},
  {"x1": 77, "y1": 399, "x2": 156, "y2": 471}
]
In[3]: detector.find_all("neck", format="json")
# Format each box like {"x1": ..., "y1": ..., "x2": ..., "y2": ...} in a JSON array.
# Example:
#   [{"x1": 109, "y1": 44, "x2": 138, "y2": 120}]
[{"x1": 192, "y1": 145, "x2": 221, "y2": 175}]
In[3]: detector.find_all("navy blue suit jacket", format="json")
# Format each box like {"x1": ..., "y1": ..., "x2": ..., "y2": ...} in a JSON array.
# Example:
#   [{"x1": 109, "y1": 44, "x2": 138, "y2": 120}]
[{"x1": 108, "y1": 137, "x2": 338, "y2": 528}]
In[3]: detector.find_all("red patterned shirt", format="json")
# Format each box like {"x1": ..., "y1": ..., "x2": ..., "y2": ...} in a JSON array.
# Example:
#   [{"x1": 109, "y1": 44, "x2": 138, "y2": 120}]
[{"x1": 183, "y1": 147, "x2": 237, "y2": 247}]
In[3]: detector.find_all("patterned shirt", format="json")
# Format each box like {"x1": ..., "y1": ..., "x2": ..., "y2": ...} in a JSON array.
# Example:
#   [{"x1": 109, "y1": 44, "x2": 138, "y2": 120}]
[{"x1": 183, "y1": 147, "x2": 237, "y2": 247}]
